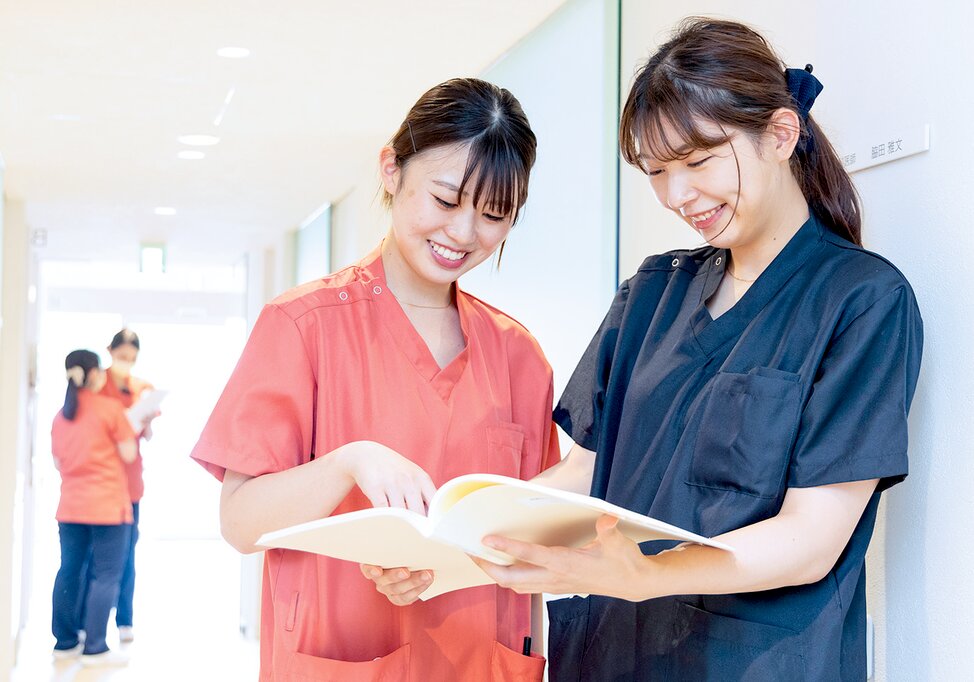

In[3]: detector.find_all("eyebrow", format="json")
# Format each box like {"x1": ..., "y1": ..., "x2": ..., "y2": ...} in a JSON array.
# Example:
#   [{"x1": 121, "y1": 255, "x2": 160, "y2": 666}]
[{"x1": 432, "y1": 180, "x2": 468, "y2": 195}]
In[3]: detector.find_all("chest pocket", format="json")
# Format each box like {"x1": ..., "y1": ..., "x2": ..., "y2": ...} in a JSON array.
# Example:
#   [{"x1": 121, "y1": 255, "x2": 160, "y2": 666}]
[
  {"x1": 486, "y1": 423, "x2": 525, "y2": 479},
  {"x1": 686, "y1": 368, "x2": 801, "y2": 499}
]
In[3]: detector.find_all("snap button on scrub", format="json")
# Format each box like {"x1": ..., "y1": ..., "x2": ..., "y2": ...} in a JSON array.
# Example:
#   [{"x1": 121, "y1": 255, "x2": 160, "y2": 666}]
[
  {"x1": 338, "y1": 291, "x2": 348, "y2": 301},
  {"x1": 715, "y1": 256, "x2": 722, "y2": 266},
  {"x1": 672, "y1": 258, "x2": 680, "y2": 267},
  {"x1": 373, "y1": 285, "x2": 383, "y2": 295}
]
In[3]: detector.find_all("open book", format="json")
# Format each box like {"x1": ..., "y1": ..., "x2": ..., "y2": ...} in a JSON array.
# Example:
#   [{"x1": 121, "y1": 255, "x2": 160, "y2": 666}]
[
  {"x1": 125, "y1": 389, "x2": 168, "y2": 432},
  {"x1": 257, "y1": 474, "x2": 733, "y2": 600}
]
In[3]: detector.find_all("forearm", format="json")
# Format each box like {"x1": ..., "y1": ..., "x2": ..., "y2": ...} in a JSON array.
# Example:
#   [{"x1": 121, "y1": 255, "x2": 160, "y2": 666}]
[
  {"x1": 117, "y1": 439, "x2": 137, "y2": 464},
  {"x1": 531, "y1": 444, "x2": 595, "y2": 495},
  {"x1": 634, "y1": 480, "x2": 878, "y2": 601},
  {"x1": 638, "y1": 513, "x2": 833, "y2": 600},
  {"x1": 220, "y1": 447, "x2": 356, "y2": 553}
]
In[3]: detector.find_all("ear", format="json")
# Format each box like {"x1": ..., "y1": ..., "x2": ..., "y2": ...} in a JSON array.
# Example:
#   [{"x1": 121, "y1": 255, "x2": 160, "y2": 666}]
[
  {"x1": 768, "y1": 107, "x2": 802, "y2": 160},
  {"x1": 378, "y1": 146, "x2": 401, "y2": 197}
]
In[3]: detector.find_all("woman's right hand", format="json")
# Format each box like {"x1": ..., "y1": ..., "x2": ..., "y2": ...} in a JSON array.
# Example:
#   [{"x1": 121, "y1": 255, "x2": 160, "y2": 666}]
[{"x1": 336, "y1": 441, "x2": 437, "y2": 514}]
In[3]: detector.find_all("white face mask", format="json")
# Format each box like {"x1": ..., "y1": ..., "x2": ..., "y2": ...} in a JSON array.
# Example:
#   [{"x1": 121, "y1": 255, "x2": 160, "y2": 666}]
[{"x1": 111, "y1": 359, "x2": 135, "y2": 376}]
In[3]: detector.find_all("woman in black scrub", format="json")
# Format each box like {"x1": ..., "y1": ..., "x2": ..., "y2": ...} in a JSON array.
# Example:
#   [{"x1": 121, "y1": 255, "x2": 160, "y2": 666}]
[{"x1": 470, "y1": 18, "x2": 924, "y2": 681}]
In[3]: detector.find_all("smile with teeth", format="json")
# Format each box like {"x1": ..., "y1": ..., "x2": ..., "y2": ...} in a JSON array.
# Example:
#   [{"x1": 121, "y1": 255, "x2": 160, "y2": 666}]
[
  {"x1": 689, "y1": 205, "x2": 725, "y2": 223},
  {"x1": 429, "y1": 241, "x2": 467, "y2": 261}
]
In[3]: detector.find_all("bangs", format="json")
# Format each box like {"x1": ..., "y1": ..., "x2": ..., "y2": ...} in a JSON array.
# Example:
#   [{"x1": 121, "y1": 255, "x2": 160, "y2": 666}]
[
  {"x1": 621, "y1": 76, "x2": 734, "y2": 171},
  {"x1": 456, "y1": 133, "x2": 529, "y2": 221}
]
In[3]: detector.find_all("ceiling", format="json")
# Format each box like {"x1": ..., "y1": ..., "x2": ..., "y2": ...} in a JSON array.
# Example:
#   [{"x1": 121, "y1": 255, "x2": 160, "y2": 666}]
[{"x1": 0, "y1": 0, "x2": 567, "y2": 264}]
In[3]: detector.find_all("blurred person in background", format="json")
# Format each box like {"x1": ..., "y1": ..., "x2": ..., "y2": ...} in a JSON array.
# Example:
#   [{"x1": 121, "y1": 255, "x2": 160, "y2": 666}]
[
  {"x1": 92, "y1": 328, "x2": 157, "y2": 644},
  {"x1": 51, "y1": 349, "x2": 136, "y2": 667}
]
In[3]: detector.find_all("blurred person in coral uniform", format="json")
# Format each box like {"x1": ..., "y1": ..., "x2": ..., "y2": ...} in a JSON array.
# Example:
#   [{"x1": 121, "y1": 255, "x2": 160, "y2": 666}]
[{"x1": 51, "y1": 349, "x2": 137, "y2": 667}]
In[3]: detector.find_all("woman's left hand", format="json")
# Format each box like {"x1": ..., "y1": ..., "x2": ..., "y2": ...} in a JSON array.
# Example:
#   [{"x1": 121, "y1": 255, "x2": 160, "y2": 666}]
[
  {"x1": 471, "y1": 514, "x2": 652, "y2": 601},
  {"x1": 360, "y1": 564, "x2": 433, "y2": 606}
]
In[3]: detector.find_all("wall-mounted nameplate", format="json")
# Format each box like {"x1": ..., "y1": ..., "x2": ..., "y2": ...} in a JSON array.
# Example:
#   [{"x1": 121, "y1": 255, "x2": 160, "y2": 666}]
[{"x1": 839, "y1": 124, "x2": 930, "y2": 174}]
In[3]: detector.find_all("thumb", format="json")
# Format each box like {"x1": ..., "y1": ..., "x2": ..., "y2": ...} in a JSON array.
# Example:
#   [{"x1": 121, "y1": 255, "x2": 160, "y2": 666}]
[{"x1": 595, "y1": 514, "x2": 621, "y2": 539}]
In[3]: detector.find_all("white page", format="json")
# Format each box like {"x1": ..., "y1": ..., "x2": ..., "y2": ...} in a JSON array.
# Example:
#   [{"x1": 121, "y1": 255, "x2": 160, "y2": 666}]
[
  {"x1": 256, "y1": 508, "x2": 494, "y2": 599},
  {"x1": 125, "y1": 389, "x2": 168, "y2": 432},
  {"x1": 432, "y1": 480, "x2": 732, "y2": 565}
]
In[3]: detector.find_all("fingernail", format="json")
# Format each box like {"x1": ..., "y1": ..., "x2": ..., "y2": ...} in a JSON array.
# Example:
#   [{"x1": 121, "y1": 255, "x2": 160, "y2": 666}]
[
  {"x1": 483, "y1": 538, "x2": 498, "y2": 549},
  {"x1": 399, "y1": 570, "x2": 409, "y2": 579},
  {"x1": 370, "y1": 568, "x2": 381, "y2": 578},
  {"x1": 422, "y1": 572, "x2": 432, "y2": 582}
]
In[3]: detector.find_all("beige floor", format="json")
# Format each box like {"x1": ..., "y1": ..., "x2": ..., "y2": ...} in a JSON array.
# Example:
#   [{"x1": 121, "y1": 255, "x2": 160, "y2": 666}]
[{"x1": 11, "y1": 536, "x2": 259, "y2": 682}]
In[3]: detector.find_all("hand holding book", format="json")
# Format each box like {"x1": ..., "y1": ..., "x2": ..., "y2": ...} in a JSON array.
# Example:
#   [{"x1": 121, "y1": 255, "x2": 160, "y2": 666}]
[{"x1": 258, "y1": 474, "x2": 732, "y2": 600}]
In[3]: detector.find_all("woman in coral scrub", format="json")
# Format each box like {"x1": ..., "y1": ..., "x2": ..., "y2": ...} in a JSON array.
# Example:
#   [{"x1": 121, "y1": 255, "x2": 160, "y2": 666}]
[
  {"x1": 192, "y1": 78, "x2": 559, "y2": 681},
  {"x1": 51, "y1": 349, "x2": 136, "y2": 666},
  {"x1": 92, "y1": 328, "x2": 155, "y2": 644}
]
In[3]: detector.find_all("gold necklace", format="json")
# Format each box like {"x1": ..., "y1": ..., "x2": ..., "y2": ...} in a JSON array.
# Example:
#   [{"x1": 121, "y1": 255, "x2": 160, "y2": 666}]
[
  {"x1": 725, "y1": 266, "x2": 757, "y2": 284},
  {"x1": 399, "y1": 300, "x2": 451, "y2": 309}
]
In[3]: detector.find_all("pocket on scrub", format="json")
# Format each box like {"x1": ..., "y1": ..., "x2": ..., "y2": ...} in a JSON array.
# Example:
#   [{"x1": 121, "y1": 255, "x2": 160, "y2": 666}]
[
  {"x1": 284, "y1": 643, "x2": 410, "y2": 682},
  {"x1": 670, "y1": 601, "x2": 806, "y2": 680},
  {"x1": 486, "y1": 423, "x2": 525, "y2": 478},
  {"x1": 490, "y1": 640, "x2": 546, "y2": 681},
  {"x1": 546, "y1": 596, "x2": 591, "y2": 682},
  {"x1": 686, "y1": 369, "x2": 801, "y2": 499}
]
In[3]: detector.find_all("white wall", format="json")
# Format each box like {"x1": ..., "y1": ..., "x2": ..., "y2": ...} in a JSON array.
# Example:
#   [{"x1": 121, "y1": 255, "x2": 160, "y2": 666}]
[
  {"x1": 295, "y1": 203, "x2": 332, "y2": 284},
  {"x1": 620, "y1": 2, "x2": 970, "y2": 679},
  {"x1": 329, "y1": 157, "x2": 387, "y2": 272},
  {"x1": 461, "y1": 0, "x2": 620, "y2": 402},
  {"x1": 0, "y1": 192, "x2": 33, "y2": 673}
]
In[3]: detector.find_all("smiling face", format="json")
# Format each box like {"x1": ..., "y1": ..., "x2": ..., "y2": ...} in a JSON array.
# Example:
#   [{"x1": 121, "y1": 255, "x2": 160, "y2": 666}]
[
  {"x1": 380, "y1": 142, "x2": 516, "y2": 294},
  {"x1": 641, "y1": 117, "x2": 795, "y2": 251}
]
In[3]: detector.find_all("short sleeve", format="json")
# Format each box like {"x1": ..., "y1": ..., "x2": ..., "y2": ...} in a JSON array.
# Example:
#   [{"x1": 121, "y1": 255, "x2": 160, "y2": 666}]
[
  {"x1": 108, "y1": 403, "x2": 137, "y2": 444},
  {"x1": 191, "y1": 304, "x2": 316, "y2": 481},
  {"x1": 788, "y1": 286, "x2": 923, "y2": 492},
  {"x1": 553, "y1": 280, "x2": 631, "y2": 451}
]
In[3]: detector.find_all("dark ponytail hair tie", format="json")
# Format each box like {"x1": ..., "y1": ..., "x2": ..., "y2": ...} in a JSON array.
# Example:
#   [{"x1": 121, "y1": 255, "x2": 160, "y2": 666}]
[{"x1": 785, "y1": 64, "x2": 823, "y2": 120}]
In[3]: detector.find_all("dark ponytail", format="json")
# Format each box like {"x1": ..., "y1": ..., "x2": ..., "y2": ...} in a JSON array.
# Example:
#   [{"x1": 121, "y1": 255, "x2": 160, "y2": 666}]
[
  {"x1": 619, "y1": 17, "x2": 862, "y2": 245},
  {"x1": 63, "y1": 349, "x2": 100, "y2": 421},
  {"x1": 790, "y1": 116, "x2": 861, "y2": 244}
]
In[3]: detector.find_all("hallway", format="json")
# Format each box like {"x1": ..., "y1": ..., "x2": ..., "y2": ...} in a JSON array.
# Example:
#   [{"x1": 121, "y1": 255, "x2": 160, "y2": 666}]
[{"x1": 12, "y1": 536, "x2": 258, "y2": 681}]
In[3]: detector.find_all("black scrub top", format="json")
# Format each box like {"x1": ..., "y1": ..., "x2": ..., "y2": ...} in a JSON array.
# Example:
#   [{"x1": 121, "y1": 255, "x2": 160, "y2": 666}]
[{"x1": 549, "y1": 215, "x2": 923, "y2": 682}]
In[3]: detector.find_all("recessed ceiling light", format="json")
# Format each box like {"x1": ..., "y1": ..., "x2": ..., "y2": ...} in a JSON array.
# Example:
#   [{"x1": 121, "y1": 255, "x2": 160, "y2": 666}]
[
  {"x1": 177, "y1": 134, "x2": 220, "y2": 146},
  {"x1": 154, "y1": 207, "x2": 177, "y2": 216},
  {"x1": 217, "y1": 46, "x2": 250, "y2": 59},
  {"x1": 177, "y1": 150, "x2": 205, "y2": 160}
]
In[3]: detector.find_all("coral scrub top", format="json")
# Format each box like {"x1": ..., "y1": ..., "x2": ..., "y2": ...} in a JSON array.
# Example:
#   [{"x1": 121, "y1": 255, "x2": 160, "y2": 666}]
[
  {"x1": 100, "y1": 372, "x2": 153, "y2": 502},
  {"x1": 52, "y1": 390, "x2": 137, "y2": 525},
  {"x1": 192, "y1": 247, "x2": 560, "y2": 682}
]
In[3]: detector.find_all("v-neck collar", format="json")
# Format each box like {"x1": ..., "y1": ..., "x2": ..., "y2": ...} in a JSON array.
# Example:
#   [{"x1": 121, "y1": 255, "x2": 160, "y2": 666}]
[
  {"x1": 689, "y1": 215, "x2": 826, "y2": 356},
  {"x1": 362, "y1": 247, "x2": 471, "y2": 403}
]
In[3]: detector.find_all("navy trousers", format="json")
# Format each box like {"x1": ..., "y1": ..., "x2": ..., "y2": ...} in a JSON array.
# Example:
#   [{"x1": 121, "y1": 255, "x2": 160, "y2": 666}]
[
  {"x1": 116, "y1": 502, "x2": 139, "y2": 626},
  {"x1": 77, "y1": 502, "x2": 139, "y2": 628},
  {"x1": 52, "y1": 522, "x2": 128, "y2": 655}
]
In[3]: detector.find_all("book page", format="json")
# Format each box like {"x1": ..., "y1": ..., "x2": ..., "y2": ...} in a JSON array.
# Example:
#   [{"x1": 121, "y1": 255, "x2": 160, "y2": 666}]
[
  {"x1": 125, "y1": 389, "x2": 168, "y2": 432},
  {"x1": 256, "y1": 508, "x2": 494, "y2": 600},
  {"x1": 431, "y1": 479, "x2": 732, "y2": 564}
]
